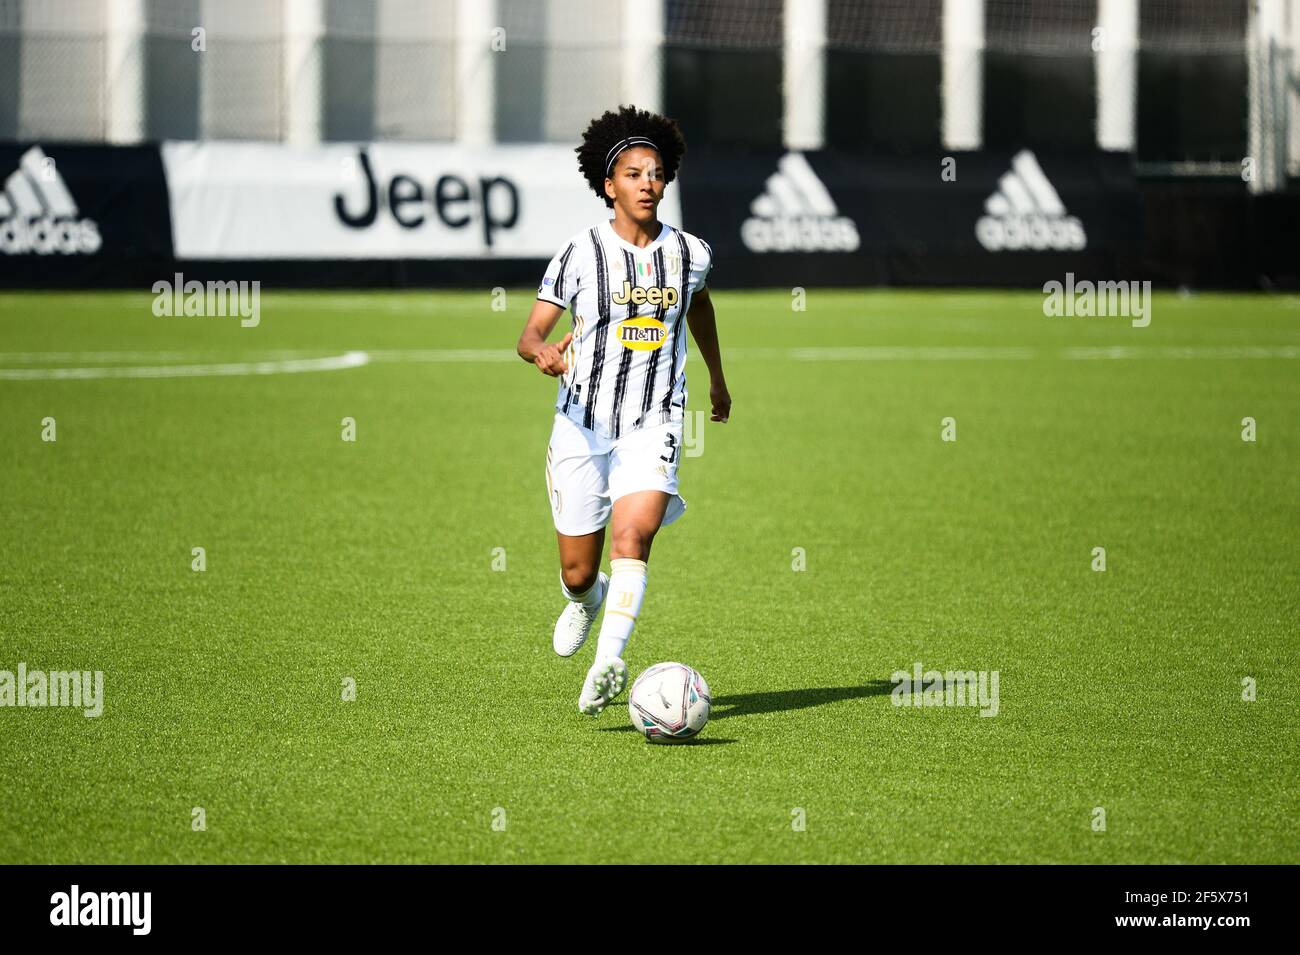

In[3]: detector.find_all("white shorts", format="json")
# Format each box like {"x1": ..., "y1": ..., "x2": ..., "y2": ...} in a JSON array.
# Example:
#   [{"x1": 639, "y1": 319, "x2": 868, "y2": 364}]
[{"x1": 545, "y1": 412, "x2": 688, "y2": 537}]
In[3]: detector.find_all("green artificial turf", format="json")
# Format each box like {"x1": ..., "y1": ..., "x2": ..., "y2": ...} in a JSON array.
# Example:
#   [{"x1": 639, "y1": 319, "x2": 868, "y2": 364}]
[{"x1": 0, "y1": 288, "x2": 1296, "y2": 863}]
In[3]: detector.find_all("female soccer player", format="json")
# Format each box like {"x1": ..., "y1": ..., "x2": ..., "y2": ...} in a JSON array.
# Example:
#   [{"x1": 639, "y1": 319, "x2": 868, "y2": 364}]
[{"x1": 516, "y1": 105, "x2": 731, "y2": 716}]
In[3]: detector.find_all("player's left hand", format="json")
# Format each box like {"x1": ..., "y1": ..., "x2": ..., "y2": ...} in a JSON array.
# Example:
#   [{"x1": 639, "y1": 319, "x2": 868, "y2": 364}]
[{"x1": 710, "y1": 380, "x2": 731, "y2": 422}]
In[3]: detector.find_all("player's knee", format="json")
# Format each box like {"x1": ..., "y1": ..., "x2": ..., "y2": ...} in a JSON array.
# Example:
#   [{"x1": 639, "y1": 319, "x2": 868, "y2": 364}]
[
  {"x1": 610, "y1": 526, "x2": 653, "y2": 561},
  {"x1": 561, "y1": 563, "x2": 599, "y2": 593}
]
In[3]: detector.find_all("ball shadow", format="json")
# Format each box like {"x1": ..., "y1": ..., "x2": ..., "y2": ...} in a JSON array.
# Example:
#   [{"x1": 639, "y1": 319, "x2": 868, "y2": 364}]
[
  {"x1": 709, "y1": 680, "x2": 898, "y2": 721},
  {"x1": 596, "y1": 680, "x2": 898, "y2": 734}
]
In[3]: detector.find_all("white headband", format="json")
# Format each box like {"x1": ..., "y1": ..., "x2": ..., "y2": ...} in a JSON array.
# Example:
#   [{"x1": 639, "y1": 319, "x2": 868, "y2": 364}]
[{"x1": 604, "y1": 137, "x2": 659, "y2": 177}]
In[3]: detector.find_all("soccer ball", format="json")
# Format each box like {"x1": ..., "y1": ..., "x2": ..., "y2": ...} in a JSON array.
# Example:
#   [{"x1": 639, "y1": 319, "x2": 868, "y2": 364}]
[{"x1": 628, "y1": 662, "x2": 711, "y2": 742}]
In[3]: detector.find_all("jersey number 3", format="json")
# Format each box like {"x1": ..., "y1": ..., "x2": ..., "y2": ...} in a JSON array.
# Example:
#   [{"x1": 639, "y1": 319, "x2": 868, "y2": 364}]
[{"x1": 660, "y1": 433, "x2": 678, "y2": 465}]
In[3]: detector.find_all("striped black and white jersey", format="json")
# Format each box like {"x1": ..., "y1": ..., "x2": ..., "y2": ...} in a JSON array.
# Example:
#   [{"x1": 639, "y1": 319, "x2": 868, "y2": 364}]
[{"x1": 536, "y1": 220, "x2": 713, "y2": 440}]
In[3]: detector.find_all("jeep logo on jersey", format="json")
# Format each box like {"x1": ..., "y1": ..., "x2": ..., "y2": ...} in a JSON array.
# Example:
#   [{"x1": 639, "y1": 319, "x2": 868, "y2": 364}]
[
  {"x1": 0, "y1": 146, "x2": 102, "y2": 255},
  {"x1": 976, "y1": 150, "x2": 1086, "y2": 252},
  {"x1": 611, "y1": 281, "x2": 678, "y2": 308},
  {"x1": 741, "y1": 152, "x2": 859, "y2": 253},
  {"x1": 617, "y1": 316, "x2": 668, "y2": 351}
]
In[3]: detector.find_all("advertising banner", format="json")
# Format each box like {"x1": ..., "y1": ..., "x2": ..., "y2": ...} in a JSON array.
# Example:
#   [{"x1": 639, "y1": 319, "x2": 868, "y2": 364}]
[
  {"x1": 0, "y1": 143, "x2": 173, "y2": 265},
  {"x1": 9, "y1": 141, "x2": 1293, "y2": 290},
  {"x1": 162, "y1": 141, "x2": 683, "y2": 260},
  {"x1": 674, "y1": 148, "x2": 1143, "y2": 286}
]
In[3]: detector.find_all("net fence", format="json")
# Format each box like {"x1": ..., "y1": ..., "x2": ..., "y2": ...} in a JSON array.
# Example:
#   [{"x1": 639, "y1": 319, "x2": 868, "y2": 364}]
[{"x1": 0, "y1": 0, "x2": 1282, "y2": 171}]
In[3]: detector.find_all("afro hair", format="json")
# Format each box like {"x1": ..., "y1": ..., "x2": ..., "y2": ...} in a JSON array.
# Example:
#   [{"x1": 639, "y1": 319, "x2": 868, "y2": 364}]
[{"x1": 576, "y1": 105, "x2": 687, "y2": 207}]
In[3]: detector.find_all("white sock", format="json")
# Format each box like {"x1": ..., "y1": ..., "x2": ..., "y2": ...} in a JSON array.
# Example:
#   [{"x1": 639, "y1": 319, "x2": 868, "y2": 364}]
[
  {"x1": 594, "y1": 557, "x2": 647, "y2": 667},
  {"x1": 561, "y1": 572, "x2": 604, "y2": 608}
]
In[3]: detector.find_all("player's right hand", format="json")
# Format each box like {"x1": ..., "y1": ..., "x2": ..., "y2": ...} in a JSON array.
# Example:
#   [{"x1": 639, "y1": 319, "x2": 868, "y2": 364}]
[{"x1": 534, "y1": 332, "x2": 572, "y2": 377}]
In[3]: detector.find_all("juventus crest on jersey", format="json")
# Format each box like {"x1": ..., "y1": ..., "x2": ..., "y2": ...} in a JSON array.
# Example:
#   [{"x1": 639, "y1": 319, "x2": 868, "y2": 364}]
[{"x1": 537, "y1": 220, "x2": 713, "y2": 441}]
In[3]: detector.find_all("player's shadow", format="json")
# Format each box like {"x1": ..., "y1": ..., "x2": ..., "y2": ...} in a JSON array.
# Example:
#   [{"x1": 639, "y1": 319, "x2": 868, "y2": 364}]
[{"x1": 710, "y1": 681, "x2": 897, "y2": 722}]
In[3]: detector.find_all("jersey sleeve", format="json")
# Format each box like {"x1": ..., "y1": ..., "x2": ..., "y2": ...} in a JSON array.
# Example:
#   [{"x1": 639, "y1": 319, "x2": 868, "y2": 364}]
[
  {"x1": 690, "y1": 237, "x2": 713, "y2": 293},
  {"x1": 537, "y1": 241, "x2": 580, "y2": 309}
]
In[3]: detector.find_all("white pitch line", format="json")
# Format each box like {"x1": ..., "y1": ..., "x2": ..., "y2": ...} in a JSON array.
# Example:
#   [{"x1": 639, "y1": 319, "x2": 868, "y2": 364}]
[
  {"x1": 365, "y1": 348, "x2": 521, "y2": 363},
  {"x1": 789, "y1": 346, "x2": 1038, "y2": 361},
  {"x1": 0, "y1": 351, "x2": 370, "y2": 381},
  {"x1": 0, "y1": 349, "x2": 327, "y2": 364},
  {"x1": 1060, "y1": 345, "x2": 1300, "y2": 360},
  {"x1": 743, "y1": 345, "x2": 1299, "y2": 361}
]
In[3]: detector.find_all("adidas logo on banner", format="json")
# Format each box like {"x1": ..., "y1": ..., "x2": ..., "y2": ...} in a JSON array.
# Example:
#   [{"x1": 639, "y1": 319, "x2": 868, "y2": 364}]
[
  {"x1": 0, "y1": 146, "x2": 102, "y2": 255},
  {"x1": 742, "y1": 152, "x2": 860, "y2": 253},
  {"x1": 976, "y1": 150, "x2": 1086, "y2": 252}
]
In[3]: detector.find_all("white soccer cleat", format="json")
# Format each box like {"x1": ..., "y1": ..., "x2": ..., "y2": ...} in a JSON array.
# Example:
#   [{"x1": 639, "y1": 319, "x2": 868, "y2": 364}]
[
  {"x1": 553, "y1": 572, "x2": 608, "y2": 657},
  {"x1": 578, "y1": 657, "x2": 628, "y2": 716}
]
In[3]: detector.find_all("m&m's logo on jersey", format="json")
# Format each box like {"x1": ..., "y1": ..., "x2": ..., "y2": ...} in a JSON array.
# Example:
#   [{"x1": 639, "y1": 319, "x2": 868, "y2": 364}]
[
  {"x1": 617, "y1": 316, "x2": 668, "y2": 351},
  {"x1": 612, "y1": 281, "x2": 678, "y2": 308}
]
